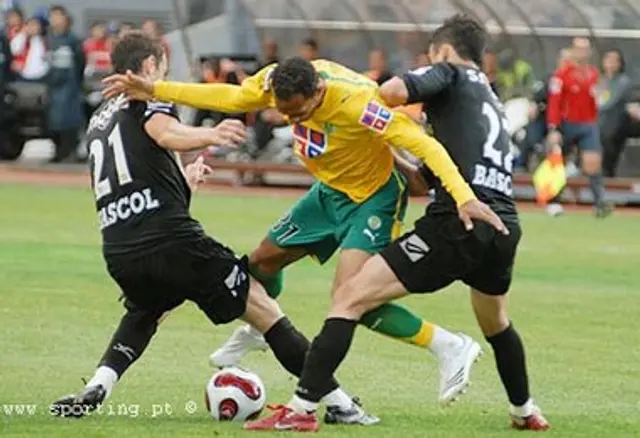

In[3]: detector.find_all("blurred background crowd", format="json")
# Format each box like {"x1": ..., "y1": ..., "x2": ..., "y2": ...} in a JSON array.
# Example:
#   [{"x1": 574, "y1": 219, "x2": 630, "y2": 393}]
[{"x1": 0, "y1": 0, "x2": 639, "y2": 178}]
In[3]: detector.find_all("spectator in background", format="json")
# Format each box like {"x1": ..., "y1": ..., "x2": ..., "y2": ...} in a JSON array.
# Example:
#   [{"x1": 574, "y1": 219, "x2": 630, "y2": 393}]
[
  {"x1": 496, "y1": 48, "x2": 535, "y2": 101},
  {"x1": 364, "y1": 49, "x2": 393, "y2": 85},
  {"x1": 0, "y1": 26, "x2": 12, "y2": 123},
  {"x1": 4, "y1": 6, "x2": 23, "y2": 39},
  {"x1": 260, "y1": 39, "x2": 278, "y2": 68},
  {"x1": 413, "y1": 50, "x2": 429, "y2": 68},
  {"x1": 4, "y1": 7, "x2": 24, "y2": 73},
  {"x1": 142, "y1": 19, "x2": 169, "y2": 62},
  {"x1": 547, "y1": 37, "x2": 610, "y2": 217},
  {"x1": 83, "y1": 21, "x2": 111, "y2": 75},
  {"x1": 10, "y1": 14, "x2": 48, "y2": 81},
  {"x1": 597, "y1": 49, "x2": 631, "y2": 177},
  {"x1": 482, "y1": 48, "x2": 499, "y2": 97},
  {"x1": 118, "y1": 21, "x2": 135, "y2": 39},
  {"x1": 299, "y1": 38, "x2": 318, "y2": 61},
  {"x1": 46, "y1": 5, "x2": 85, "y2": 163}
]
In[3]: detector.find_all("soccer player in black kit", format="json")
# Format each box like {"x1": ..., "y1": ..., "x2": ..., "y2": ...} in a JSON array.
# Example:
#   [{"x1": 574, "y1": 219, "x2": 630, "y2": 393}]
[
  {"x1": 245, "y1": 15, "x2": 550, "y2": 432},
  {"x1": 50, "y1": 32, "x2": 376, "y2": 425}
]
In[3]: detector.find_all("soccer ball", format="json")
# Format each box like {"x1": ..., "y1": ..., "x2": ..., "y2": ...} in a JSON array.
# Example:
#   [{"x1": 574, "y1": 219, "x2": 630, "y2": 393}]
[{"x1": 205, "y1": 367, "x2": 266, "y2": 421}]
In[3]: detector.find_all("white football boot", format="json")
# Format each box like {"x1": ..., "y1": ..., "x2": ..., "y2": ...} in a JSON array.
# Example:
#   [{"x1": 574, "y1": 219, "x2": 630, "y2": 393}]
[
  {"x1": 438, "y1": 333, "x2": 483, "y2": 405},
  {"x1": 209, "y1": 324, "x2": 270, "y2": 368}
]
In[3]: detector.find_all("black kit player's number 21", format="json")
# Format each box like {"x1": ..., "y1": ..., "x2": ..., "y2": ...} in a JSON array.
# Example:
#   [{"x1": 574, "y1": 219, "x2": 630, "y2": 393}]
[
  {"x1": 90, "y1": 123, "x2": 161, "y2": 230},
  {"x1": 89, "y1": 124, "x2": 132, "y2": 201}
]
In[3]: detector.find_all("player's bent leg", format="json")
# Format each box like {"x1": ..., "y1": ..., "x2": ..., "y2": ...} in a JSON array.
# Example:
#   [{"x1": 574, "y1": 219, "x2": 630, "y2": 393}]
[
  {"x1": 470, "y1": 289, "x2": 550, "y2": 431},
  {"x1": 286, "y1": 255, "x2": 408, "y2": 415},
  {"x1": 50, "y1": 303, "x2": 168, "y2": 418},
  {"x1": 209, "y1": 240, "x2": 307, "y2": 368},
  {"x1": 241, "y1": 279, "x2": 377, "y2": 429}
]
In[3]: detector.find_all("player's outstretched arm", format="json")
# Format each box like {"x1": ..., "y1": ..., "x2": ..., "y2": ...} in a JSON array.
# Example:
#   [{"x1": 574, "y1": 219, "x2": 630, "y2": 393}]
[
  {"x1": 145, "y1": 114, "x2": 247, "y2": 151},
  {"x1": 103, "y1": 66, "x2": 275, "y2": 113}
]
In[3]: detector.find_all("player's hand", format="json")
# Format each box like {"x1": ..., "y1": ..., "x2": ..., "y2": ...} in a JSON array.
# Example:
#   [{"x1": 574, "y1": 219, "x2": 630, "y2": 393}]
[
  {"x1": 458, "y1": 199, "x2": 509, "y2": 235},
  {"x1": 209, "y1": 119, "x2": 247, "y2": 147},
  {"x1": 185, "y1": 155, "x2": 213, "y2": 192},
  {"x1": 102, "y1": 70, "x2": 155, "y2": 101}
]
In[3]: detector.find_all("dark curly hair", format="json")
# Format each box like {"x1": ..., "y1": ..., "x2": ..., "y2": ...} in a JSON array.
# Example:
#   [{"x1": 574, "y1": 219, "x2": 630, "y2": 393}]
[
  {"x1": 111, "y1": 31, "x2": 164, "y2": 74},
  {"x1": 430, "y1": 14, "x2": 487, "y2": 67},
  {"x1": 271, "y1": 57, "x2": 319, "y2": 101}
]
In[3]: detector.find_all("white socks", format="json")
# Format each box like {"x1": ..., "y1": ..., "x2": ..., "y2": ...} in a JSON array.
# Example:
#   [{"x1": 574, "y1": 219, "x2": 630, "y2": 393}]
[
  {"x1": 289, "y1": 388, "x2": 354, "y2": 413},
  {"x1": 510, "y1": 398, "x2": 534, "y2": 417},
  {"x1": 85, "y1": 365, "x2": 119, "y2": 399},
  {"x1": 288, "y1": 395, "x2": 319, "y2": 413},
  {"x1": 429, "y1": 327, "x2": 464, "y2": 358},
  {"x1": 321, "y1": 388, "x2": 353, "y2": 409}
]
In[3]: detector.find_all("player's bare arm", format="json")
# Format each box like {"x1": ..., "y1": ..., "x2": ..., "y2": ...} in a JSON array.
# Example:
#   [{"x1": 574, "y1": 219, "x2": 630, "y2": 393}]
[
  {"x1": 392, "y1": 149, "x2": 429, "y2": 196},
  {"x1": 144, "y1": 113, "x2": 247, "y2": 151}
]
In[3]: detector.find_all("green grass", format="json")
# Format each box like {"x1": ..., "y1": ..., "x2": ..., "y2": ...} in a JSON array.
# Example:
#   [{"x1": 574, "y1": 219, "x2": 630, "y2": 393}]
[{"x1": 1, "y1": 183, "x2": 639, "y2": 437}]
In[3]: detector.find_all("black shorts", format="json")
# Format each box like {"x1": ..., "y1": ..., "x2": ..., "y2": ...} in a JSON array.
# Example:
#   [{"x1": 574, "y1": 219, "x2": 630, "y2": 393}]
[
  {"x1": 105, "y1": 236, "x2": 249, "y2": 325},
  {"x1": 381, "y1": 213, "x2": 522, "y2": 295}
]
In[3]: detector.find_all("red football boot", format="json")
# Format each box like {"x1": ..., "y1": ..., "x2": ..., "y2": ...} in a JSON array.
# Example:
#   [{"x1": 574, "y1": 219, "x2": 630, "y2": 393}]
[
  {"x1": 244, "y1": 404, "x2": 320, "y2": 432},
  {"x1": 511, "y1": 405, "x2": 551, "y2": 431}
]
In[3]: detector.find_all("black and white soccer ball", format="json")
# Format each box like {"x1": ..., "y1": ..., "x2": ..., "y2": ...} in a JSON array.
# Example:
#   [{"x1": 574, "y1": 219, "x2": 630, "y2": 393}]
[{"x1": 205, "y1": 367, "x2": 266, "y2": 421}]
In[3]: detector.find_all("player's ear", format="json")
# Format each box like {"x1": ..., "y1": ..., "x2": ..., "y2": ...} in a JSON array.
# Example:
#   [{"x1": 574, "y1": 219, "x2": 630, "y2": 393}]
[{"x1": 141, "y1": 55, "x2": 157, "y2": 77}]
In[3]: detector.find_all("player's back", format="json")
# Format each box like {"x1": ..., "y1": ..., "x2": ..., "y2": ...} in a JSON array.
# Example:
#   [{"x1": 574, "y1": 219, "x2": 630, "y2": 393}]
[
  {"x1": 86, "y1": 96, "x2": 204, "y2": 257},
  {"x1": 419, "y1": 63, "x2": 517, "y2": 220}
]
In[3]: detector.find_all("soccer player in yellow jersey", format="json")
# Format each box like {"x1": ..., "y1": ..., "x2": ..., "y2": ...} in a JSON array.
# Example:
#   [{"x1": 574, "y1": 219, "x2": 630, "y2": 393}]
[{"x1": 103, "y1": 57, "x2": 507, "y2": 421}]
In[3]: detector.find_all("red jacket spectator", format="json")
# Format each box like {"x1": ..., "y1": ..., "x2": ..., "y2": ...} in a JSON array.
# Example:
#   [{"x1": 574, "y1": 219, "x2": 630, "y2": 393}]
[
  {"x1": 83, "y1": 37, "x2": 111, "y2": 72},
  {"x1": 547, "y1": 63, "x2": 599, "y2": 128}
]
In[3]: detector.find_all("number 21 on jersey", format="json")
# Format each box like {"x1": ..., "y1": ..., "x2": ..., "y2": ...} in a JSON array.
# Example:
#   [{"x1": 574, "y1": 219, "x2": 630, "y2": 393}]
[
  {"x1": 472, "y1": 101, "x2": 513, "y2": 196},
  {"x1": 89, "y1": 124, "x2": 132, "y2": 200}
]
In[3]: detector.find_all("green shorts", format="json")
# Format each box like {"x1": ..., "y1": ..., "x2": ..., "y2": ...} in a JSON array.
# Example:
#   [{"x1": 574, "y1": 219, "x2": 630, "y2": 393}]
[{"x1": 268, "y1": 169, "x2": 408, "y2": 263}]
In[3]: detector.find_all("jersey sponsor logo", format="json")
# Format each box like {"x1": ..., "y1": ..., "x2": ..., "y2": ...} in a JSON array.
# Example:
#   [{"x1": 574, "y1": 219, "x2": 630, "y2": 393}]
[
  {"x1": 98, "y1": 188, "x2": 161, "y2": 230},
  {"x1": 399, "y1": 234, "x2": 430, "y2": 262},
  {"x1": 472, "y1": 164, "x2": 513, "y2": 196},
  {"x1": 293, "y1": 124, "x2": 327, "y2": 158},
  {"x1": 359, "y1": 100, "x2": 393, "y2": 134}
]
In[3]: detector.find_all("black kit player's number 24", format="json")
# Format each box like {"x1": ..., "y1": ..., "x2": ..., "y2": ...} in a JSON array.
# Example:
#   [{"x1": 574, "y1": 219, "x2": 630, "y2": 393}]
[{"x1": 467, "y1": 69, "x2": 514, "y2": 196}]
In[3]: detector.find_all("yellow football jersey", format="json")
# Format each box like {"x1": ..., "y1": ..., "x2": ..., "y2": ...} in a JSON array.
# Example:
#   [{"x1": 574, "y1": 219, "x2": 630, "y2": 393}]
[{"x1": 153, "y1": 60, "x2": 474, "y2": 205}]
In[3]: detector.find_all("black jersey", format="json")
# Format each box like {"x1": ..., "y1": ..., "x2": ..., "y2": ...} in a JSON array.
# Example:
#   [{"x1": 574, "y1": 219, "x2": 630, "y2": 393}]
[
  {"x1": 85, "y1": 96, "x2": 204, "y2": 256},
  {"x1": 402, "y1": 63, "x2": 518, "y2": 221}
]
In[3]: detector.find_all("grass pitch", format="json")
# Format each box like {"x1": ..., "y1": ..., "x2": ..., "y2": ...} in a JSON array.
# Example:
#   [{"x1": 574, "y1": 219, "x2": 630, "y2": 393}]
[{"x1": 1, "y1": 182, "x2": 639, "y2": 437}]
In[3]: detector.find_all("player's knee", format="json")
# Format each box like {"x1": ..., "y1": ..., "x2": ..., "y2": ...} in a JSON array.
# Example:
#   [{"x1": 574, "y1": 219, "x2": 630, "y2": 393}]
[
  {"x1": 471, "y1": 291, "x2": 510, "y2": 336},
  {"x1": 243, "y1": 280, "x2": 284, "y2": 333},
  {"x1": 331, "y1": 278, "x2": 379, "y2": 319}
]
